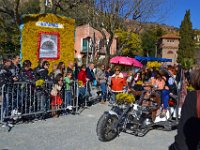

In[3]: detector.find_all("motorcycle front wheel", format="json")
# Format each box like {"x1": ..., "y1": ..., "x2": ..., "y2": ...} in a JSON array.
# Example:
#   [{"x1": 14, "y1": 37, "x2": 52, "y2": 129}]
[{"x1": 96, "y1": 113, "x2": 119, "y2": 142}]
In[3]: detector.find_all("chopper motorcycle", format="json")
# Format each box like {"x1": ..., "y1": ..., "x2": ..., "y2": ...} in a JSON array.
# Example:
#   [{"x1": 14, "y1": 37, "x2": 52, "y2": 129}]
[{"x1": 96, "y1": 85, "x2": 179, "y2": 142}]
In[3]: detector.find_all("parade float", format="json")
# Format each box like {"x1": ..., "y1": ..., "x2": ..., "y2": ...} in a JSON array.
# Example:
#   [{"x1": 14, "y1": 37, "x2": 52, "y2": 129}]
[{"x1": 20, "y1": 13, "x2": 75, "y2": 70}]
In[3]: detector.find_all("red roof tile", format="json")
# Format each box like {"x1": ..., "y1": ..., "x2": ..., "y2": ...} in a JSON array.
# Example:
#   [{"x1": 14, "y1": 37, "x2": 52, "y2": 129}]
[{"x1": 161, "y1": 34, "x2": 180, "y2": 39}]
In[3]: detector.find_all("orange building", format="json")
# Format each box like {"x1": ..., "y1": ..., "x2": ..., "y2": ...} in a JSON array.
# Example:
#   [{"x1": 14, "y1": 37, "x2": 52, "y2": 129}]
[{"x1": 74, "y1": 24, "x2": 117, "y2": 64}]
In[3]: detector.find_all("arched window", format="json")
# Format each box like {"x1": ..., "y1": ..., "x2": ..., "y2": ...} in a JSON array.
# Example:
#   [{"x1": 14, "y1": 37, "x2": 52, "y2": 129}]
[{"x1": 167, "y1": 50, "x2": 174, "y2": 54}]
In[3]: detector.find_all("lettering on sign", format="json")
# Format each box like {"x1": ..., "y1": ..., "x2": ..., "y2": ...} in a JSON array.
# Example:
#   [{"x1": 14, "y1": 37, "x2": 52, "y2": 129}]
[{"x1": 36, "y1": 21, "x2": 64, "y2": 28}]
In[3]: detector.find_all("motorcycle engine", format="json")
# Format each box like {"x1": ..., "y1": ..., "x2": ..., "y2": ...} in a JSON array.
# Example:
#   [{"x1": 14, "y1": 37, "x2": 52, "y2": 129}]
[
  {"x1": 141, "y1": 118, "x2": 153, "y2": 128},
  {"x1": 128, "y1": 105, "x2": 153, "y2": 129}
]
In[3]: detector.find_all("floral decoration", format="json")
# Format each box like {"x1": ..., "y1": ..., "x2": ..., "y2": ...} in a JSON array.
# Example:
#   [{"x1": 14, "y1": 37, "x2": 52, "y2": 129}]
[
  {"x1": 116, "y1": 93, "x2": 135, "y2": 105},
  {"x1": 147, "y1": 61, "x2": 162, "y2": 68},
  {"x1": 20, "y1": 13, "x2": 75, "y2": 72}
]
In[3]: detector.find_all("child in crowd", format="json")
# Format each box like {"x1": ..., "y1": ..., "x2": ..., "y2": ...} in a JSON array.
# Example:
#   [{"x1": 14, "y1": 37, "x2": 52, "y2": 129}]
[
  {"x1": 78, "y1": 65, "x2": 87, "y2": 86},
  {"x1": 50, "y1": 73, "x2": 63, "y2": 117},
  {"x1": 49, "y1": 64, "x2": 58, "y2": 80},
  {"x1": 64, "y1": 71, "x2": 73, "y2": 110}
]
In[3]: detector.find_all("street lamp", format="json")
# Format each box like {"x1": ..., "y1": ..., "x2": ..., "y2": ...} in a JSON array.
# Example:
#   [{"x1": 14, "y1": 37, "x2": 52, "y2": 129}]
[
  {"x1": 89, "y1": 38, "x2": 94, "y2": 63},
  {"x1": 85, "y1": 36, "x2": 90, "y2": 66},
  {"x1": 155, "y1": 42, "x2": 158, "y2": 57}
]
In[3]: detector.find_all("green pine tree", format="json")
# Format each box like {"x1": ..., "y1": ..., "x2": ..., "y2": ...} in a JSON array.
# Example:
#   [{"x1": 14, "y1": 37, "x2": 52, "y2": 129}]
[{"x1": 177, "y1": 10, "x2": 195, "y2": 68}]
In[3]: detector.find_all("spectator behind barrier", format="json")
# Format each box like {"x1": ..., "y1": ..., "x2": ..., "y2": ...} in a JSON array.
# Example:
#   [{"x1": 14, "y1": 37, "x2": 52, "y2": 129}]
[
  {"x1": 34, "y1": 58, "x2": 45, "y2": 73},
  {"x1": 50, "y1": 73, "x2": 63, "y2": 117},
  {"x1": 66, "y1": 61, "x2": 75, "y2": 79},
  {"x1": 35, "y1": 61, "x2": 51, "y2": 81},
  {"x1": 64, "y1": 71, "x2": 73, "y2": 110},
  {"x1": 96, "y1": 64, "x2": 107, "y2": 104},
  {"x1": 78, "y1": 64, "x2": 87, "y2": 86},
  {"x1": 9, "y1": 54, "x2": 21, "y2": 81},
  {"x1": 54, "y1": 61, "x2": 65, "y2": 77},
  {"x1": 49, "y1": 63, "x2": 58, "y2": 81},
  {"x1": 19, "y1": 60, "x2": 35, "y2": 82},
  {"x1": 86, "y1": 63, "x2": 96, "y2": 83},
  {"x1": 0, "y1": 57, "x2": 17, "y2": 86}
]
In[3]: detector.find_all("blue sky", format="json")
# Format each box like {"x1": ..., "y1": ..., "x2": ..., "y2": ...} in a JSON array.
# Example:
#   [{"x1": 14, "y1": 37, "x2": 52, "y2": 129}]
[{"x1": 162, "y1": 0, "x2": 200, "y2": 29}]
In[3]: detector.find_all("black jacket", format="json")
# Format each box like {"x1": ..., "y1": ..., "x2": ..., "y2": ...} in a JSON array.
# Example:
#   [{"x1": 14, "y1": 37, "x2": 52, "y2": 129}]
[
  {"x1": 86, "y1": 67, "x2": 95, "y2": 82},
  {"x1": 34, "y1": 68, "x2": 51, "y2": 81},
  {"x1": 169, "y1": 91, "x2": 200, "y2": 150},
  {"x1": 9, "y1": 63, "x2": 21, "y2": 78},
  {"x1": 19, "y1": 68, "x2": 35, "y2": 82},
  {"x1": 0, "y1": 65, "x2": 13, "y2": 86}
]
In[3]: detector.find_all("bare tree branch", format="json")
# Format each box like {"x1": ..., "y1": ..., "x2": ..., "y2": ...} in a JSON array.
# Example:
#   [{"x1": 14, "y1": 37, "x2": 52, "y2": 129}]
[{"x1": 14, "y1": 0, "x2": 20, "y2": 25}]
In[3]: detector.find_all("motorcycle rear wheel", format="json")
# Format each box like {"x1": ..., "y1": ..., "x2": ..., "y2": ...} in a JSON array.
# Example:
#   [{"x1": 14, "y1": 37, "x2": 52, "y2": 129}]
[{"x1": 96, "y1": 113, "x2": 118, "y2": 142}]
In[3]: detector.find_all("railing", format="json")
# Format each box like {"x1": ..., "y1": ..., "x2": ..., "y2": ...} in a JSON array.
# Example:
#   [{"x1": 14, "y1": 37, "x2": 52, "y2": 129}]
[{"x1": 0, "y1": 80, "x2": 102, "y2": 126}]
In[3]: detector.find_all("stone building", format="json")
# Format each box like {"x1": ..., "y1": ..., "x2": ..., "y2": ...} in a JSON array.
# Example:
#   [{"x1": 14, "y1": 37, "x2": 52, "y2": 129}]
[{"x1": 159, "y1": 34, "x2": 180, "y2": 65}]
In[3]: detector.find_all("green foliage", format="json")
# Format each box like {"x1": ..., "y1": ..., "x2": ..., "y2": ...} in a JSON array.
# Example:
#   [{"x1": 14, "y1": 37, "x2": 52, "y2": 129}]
[
  {"x1": 140, "y1": 26, "x2": 165, "y2": 57},
  {"x1": 19, "y1": 0, "x2": 40, "y2": 14},
  {"x1": 115, "y1": 29, "x2": 142, "y2": 56},
  {"x1": 181, "y1": 58, "x2": 194, "y2": 69},
  {"x1": 0, "y1": 0, "x2": 40, "y2": 55},
  {"x1": 177, "y1": 10, "x2": 195, "y2": 68}
]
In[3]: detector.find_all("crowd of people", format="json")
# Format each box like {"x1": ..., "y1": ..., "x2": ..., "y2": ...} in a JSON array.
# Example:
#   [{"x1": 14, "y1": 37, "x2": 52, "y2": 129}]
[
  {"x1": 0, "y1": 55, "x2": 192, "y2": 119},
  {"x1": 1, "y1": 54, "x2": 200, "y2": 148}
]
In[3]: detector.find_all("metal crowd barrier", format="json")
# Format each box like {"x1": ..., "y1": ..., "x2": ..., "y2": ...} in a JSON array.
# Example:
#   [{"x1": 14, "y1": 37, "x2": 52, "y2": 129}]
[
  {"x1": 0, "y1": 81, "x2": 78, "y2": 124},
  {"x1": 0, "y1": 80, "x2": 102, "y2": 125}
]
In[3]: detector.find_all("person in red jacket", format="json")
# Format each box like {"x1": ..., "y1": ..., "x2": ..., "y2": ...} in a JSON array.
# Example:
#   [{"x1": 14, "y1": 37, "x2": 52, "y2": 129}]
[
  {"x1": 78, "y1": 64, "x2": 87, "y2": 86},
  {"x1": 109, "y1": 66, "x2": 127, "y2": 104}
]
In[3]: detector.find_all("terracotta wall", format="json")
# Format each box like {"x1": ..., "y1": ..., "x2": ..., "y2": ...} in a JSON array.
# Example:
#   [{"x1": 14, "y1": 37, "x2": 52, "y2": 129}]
[{"x1": 74, "y1": 24, "x2": 117, "y2": 59}]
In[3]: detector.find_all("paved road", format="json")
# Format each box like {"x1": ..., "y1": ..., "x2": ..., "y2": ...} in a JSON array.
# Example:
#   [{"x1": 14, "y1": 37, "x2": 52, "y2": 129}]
[{"x1": 0, "y1": 103, "x2": 176, "y2": 150}]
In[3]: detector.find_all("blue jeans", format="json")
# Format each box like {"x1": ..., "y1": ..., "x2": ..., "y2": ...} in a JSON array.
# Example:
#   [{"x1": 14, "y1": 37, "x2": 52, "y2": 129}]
[
  {"x1": 110, "y1": 92, "x2": 120, "y2": 103},
  {"x1": 100, "y1": 82, "x2": 107, "y2": 100},
  {"x1": 161, "y1": 89, "x2": 169, "y2": 109},
  {"x1": 65, "y1": 90, "x2": 72, "y2": 106},
  {"x1": 3, "y1": 93, "x2": 9, "y2": 117}
]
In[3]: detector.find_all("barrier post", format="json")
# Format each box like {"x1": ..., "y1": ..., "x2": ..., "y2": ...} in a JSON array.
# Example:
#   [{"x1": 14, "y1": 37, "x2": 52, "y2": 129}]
[
  {"x1": 75, "y1": 80, "x2": 79, "y2": 114},
  {"x1": 0, "y1": 84, "x2": 5, "y2": 124}
]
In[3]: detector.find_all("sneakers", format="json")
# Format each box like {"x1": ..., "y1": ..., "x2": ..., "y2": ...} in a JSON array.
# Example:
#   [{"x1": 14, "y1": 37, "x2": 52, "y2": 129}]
[
  {"x1": 11, "y1": 109, "x2": 21, "y2": 116},
  {"x1": 2, "y1": 122, "x2": 14, "y2": 128},
  {"x1": 11, "y1": 109, "x2": 21, "y2": 120},
  {"x1": 66, "y1": 105, "x2": 73, "y2": 111},
  {"x1": 100, "y1": 100, "x2": 106, "y2": 104}
]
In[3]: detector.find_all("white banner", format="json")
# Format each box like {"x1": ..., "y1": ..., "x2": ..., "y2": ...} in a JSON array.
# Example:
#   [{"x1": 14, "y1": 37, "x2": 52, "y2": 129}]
[{"x1": 36, "y1": 21, "x2": 64, "y2": 28}]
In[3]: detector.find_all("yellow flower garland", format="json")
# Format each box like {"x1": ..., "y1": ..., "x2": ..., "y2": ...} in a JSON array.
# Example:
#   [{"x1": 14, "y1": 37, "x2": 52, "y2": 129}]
[
  {"x1": 116, "y1": 93, "x2": 135, "y2": 105},
  {"x1": 147, "y1": 61, "x2": 162, "y2": 68},
  {"x1": 21, "y1": 14, "x2": 75, "y2": 72}
]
